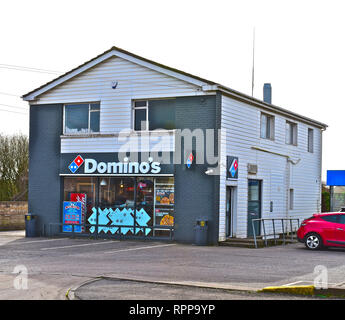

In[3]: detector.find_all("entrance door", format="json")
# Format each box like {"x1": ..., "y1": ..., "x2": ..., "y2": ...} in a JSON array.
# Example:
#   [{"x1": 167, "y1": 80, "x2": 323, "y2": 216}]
[
  {"x1": 226, "y1": 186, "x2": 236, "y2": 237},
  {"x1": 247, "y1": 179, "x2": 262, "y2": 237}
]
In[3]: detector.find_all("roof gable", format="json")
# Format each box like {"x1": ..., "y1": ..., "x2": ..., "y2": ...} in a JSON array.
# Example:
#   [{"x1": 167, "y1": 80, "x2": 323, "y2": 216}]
[
  {"x1": 22, "y1": 45, "x2": 327, "y2": 129},
  {"x1": 22, "y1": 46, "x2": 214, "y2": 101}
]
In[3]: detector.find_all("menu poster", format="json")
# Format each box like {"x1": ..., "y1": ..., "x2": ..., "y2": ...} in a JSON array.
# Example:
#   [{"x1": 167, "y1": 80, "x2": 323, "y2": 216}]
[
  {"x1": 159, "y1": 214, "x2": 174, "y2": 226},
  {"x1": 70, "y1": 193, "x2": 86, "y2": 232},
  {"x1": 62, "y1": 201, "x2": 82, "y2": 233},
  {"x1": 156, "y1": 188, "x2": 174, "y2": 205}
]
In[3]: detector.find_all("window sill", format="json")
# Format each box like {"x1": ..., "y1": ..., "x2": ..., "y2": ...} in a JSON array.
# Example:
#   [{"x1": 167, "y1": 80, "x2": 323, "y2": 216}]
[
  {"x1": 61, "y1": 129, "x2": 177, "y2": 139},
  {"x1": 260, "y1": 137, "x2": 275, "y2": 142}
]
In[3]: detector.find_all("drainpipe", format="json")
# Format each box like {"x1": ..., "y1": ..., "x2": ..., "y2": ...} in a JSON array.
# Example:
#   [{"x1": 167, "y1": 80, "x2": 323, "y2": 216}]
[{"x1": 285, "y1": 160, "x2": 290, "y2": 219}]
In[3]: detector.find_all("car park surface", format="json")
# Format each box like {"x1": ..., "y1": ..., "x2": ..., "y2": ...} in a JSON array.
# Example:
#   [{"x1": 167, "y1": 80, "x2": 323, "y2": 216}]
[{"x1": 0, "y1": 231, "x2": 345, "y2": 299}]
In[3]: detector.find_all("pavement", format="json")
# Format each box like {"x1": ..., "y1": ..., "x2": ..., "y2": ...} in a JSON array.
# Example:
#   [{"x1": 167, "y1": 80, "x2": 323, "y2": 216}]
[
  {"x1": 0, "y1": 230, "x2": 345, "y2": 300},
  {"x1": 71, "y1": 278, "x2": 327, "y2": 300}
]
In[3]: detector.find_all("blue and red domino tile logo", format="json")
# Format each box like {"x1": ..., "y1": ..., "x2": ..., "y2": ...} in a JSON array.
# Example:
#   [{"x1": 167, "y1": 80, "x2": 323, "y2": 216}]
[
  {"x1": 229, "y1": 158, "x2": 238, "y2": 178},
  {"x1": 68, "y1": 155, "x2": 84, "y2": 173},
  {"x1": 186, "y1": 152, "x2": 194, "y2": 169}
]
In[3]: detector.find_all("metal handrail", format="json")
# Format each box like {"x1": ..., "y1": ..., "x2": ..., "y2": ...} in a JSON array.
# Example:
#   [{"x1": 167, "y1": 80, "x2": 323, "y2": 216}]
[{"x1": 251, "y1": 218, "x2": 300, "y2": 248}]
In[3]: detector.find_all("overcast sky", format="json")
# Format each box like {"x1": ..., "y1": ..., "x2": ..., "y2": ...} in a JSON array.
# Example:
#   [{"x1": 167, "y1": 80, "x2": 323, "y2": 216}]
[{"x1": 0, "y1": 0, "x2": 344, "y2": 181}]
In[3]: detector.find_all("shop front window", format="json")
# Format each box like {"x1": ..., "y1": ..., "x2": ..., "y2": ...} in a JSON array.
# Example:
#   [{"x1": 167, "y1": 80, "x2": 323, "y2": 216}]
[
  {"x1": 62, "y1": 176, "x2": 174, "y2": 237},
  {"x1": 136, "y1": 178, "x2": 154, "y2": 235},
  {"x1": 63, "y1": 177, "x2": 97, "y2": 233},
  {"x1": 154, "y1": 177, "x2": 174, "y2": 236},
  {"x1": 99, "y1": 178, "x2": 135, "y2": 209}
]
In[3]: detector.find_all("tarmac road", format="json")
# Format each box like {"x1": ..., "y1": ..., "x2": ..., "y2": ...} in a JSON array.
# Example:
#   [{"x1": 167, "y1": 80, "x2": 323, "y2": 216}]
[{"x1": 0, "y1": 231, "x2": 345, "y2": 300}]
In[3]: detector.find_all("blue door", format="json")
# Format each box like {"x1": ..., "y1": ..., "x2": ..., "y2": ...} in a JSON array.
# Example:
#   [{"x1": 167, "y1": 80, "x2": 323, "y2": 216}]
[{"x1": 247, "y1": 180, "x2": 261, "y2": 237}]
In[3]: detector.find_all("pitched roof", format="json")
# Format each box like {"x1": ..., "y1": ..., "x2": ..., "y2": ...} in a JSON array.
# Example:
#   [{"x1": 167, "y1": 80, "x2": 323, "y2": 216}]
[{"x1": 22, "y1": 45, "x2": 327, "y2": 129}]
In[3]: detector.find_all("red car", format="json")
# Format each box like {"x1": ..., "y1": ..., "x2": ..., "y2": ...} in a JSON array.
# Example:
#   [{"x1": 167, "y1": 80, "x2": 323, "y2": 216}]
[{"x1": 297, "y1": 212, "x2": 345, "y2": 250}]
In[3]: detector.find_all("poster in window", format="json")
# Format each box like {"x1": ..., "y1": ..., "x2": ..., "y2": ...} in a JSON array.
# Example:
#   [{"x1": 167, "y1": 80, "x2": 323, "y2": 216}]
[
  {"x1": 156, "y1": 188, "x2": 174, "y2": 205},
  {"x1": 159, "y1": 214, "x2": 174, "y2": 226},
  {"x1": 62, "y1": 201, "x2": 82, "y2": 233},
  {"x1": 70, "y1": 193, "x2": 86, "y2": 232}
]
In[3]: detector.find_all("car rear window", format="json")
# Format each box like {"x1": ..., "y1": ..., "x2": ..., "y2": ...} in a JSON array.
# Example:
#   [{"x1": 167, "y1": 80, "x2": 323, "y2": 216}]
[{"x1": 320, "y1": 215, "x2": 338, "y2": 223}]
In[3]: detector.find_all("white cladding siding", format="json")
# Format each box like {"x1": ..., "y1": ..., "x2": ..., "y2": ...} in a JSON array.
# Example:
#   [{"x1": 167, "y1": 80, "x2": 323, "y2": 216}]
[
  {"x1": 219, "y1": 95, "x2": 322, "y2": 240},
  {"x1": 60, "y1": 133, "x2": 175, "y2": 153},
  {"x1": 35, "y1": 56, "x2": 203, "y2": 153}
]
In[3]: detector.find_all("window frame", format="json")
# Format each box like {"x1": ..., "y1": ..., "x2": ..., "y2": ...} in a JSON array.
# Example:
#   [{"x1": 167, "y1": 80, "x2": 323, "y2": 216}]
[
  {"x1": 63, "y1": 102, "x2": 100, "y2": 135},
  {"x1": 132, "y1": 100, "x2": 149, "y2": 131},
  {"x1": 260, "y1": 112, "x2": 275, "y2": 140},
  {"x1": 132, "y1": 99, "x2": 176, "y2": 131},
  {"x1": 285, "y1": 120, "x2": 298, "y2": 146},
  {"x1": 308, "y1": 128, "x2": 314, "y2": 153}
]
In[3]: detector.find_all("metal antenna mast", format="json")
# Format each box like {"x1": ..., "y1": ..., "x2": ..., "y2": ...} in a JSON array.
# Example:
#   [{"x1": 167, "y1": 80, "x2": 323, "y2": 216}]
[{"x1": 251, "y1": 27, "x2": 255, "y2": 97}]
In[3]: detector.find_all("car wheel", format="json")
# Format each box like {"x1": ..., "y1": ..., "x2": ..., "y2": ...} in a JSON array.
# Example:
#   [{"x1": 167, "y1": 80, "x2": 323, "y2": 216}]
[{"x1": 305, "y1": 233, "x2": 323, "y2": 250}]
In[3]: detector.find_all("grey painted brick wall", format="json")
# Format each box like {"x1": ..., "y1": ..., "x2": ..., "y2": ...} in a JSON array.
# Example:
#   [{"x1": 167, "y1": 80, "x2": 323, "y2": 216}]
[
  {"x1": 28, "y1": 104, "x2": 63, "y2": 236},
  {"x1": 28, "y1": 96, "x2": 221, "y2": 243},
  {"x1": 174, "y1": 95, "x2": 220, "y2": 244}
]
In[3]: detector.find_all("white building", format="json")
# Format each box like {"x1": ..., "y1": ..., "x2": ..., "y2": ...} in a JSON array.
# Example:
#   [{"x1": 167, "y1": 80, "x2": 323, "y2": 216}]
[{"x1": 23, "y1": 46, "x2": 327, "y2": 243}]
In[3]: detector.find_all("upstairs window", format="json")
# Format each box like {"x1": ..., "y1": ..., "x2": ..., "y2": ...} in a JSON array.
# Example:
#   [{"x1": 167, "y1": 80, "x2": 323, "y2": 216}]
[
  {"x1": 133, "y1": 99, "x2": 175, "y2": 131},
  {"x1": 308, "y1": 128, "x2": 314, "y2": 153},
  {"x1": 260, "y1": 113, "x2": 274, "y2": 140},
  {"x1": 134, "y1": 100, "x2": 148, "y2": 131},
  {"x1": 286, "y1": 121, "x2": 297, "y2": 145},
  {"x1": 64, "y1": 103, "x2": 100, "y2": 134}
]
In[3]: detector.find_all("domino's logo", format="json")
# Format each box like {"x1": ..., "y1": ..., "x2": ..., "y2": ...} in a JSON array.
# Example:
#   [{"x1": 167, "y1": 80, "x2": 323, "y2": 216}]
[
  {"x1": 229, "y1": 159, "x2": 238, "y2": 177},
  {"x1": 186, "y1": 152, "x2": 194, "y2": 169},
  {"x1": 68, "y1": 155, "x2": 84, "y2": 173},
  {"x1": 227, "y1": 156, "x2": 239, "y2": 179}
]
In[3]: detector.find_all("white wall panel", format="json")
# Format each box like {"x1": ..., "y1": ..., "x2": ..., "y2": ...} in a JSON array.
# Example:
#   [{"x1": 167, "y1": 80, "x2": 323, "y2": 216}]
[
  {"x1": 61, "y1": 134, "x2": 175, "y2": 153},
  {"x1": 34, "y1": 56, "x2": 201, "y2": 153},
  {"x1": 219, "y1": 95, "x2": 322, "y2": 239}
]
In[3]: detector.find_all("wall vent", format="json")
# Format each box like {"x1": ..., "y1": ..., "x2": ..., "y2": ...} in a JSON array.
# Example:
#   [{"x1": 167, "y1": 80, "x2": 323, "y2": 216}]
[{"x1": 248, "y1": 163, "x2": 258, "y2": 174}]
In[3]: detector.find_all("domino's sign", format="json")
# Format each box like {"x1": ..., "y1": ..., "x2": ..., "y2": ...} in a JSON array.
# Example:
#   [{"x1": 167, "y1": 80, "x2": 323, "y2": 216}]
[
  {"x1": 68, "y1": 155, "x2": 84, "y2": 173},
  {"x1": 227, "y1": 156, "x2": 239, "y2": 179},
  {"x1": 68, "y1": 155, "x2": 161, "y2": 175},
  {"x1": 186, "y1": 152, "x2": 194, "y2": 169}
]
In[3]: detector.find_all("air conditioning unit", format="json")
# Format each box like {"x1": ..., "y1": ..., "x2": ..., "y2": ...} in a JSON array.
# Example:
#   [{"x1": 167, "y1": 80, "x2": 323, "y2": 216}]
[{"x1": 247, "y1": 163, "x2": 258, "y2": 174}]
